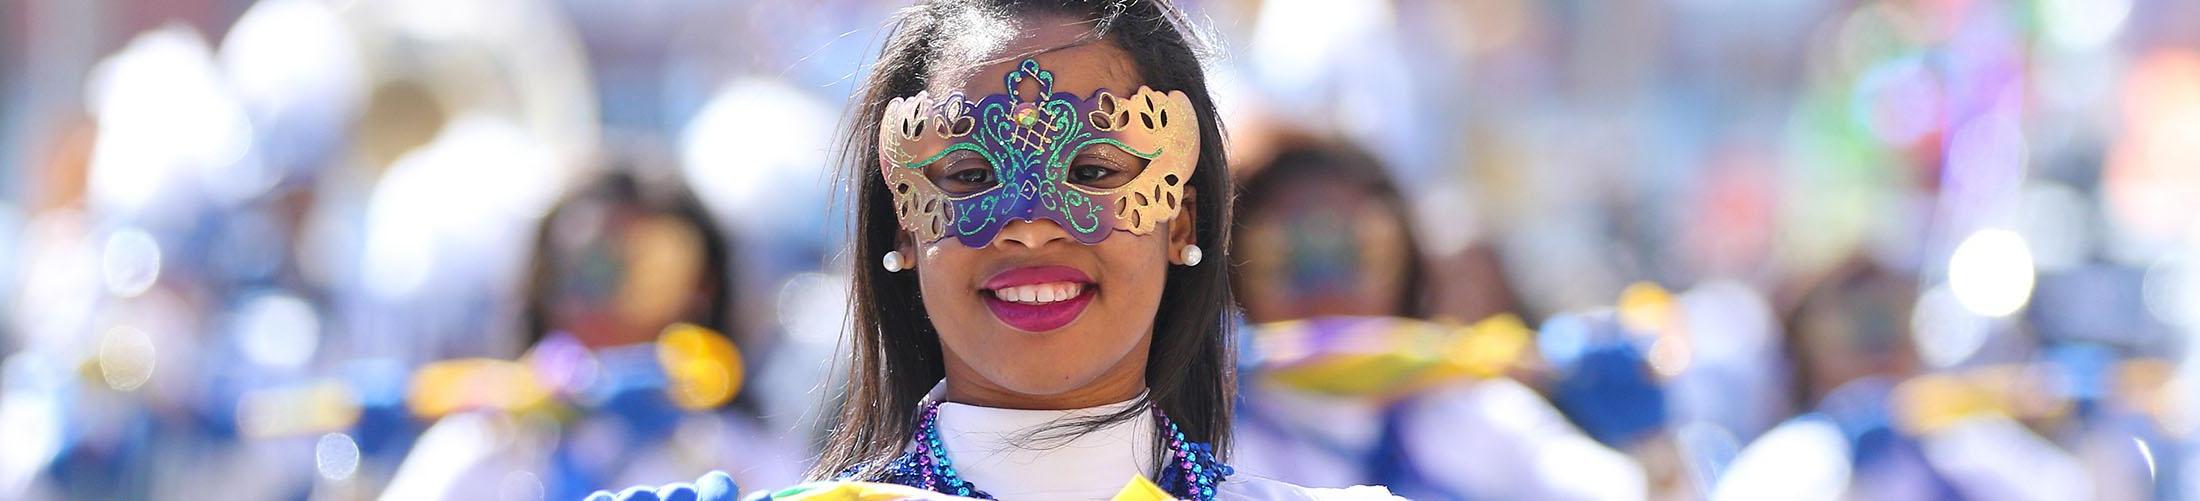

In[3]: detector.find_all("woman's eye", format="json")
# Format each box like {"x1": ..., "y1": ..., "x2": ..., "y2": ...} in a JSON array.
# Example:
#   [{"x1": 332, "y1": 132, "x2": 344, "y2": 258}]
[
  {"x1": 940, "y1": 165, "x2": 995, "y2": 193},
  {"x1": 1070, "y1": 165, "x2": 1114, "y2": 183},
  {"x1": 1063, "y1": 148, "x2": 1144, "y2": 189},
  {"x1": 953, "y1": 169, "x2": 991, "y2": 184},
  {"x1": 926, "y1": 152, "x2": 998, "y2": 194}
]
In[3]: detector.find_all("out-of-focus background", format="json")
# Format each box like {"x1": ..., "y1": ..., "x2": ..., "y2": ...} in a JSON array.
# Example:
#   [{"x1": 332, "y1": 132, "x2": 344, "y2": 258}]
[{"x1": 1, "y1": 0, "x2": 2196, "y2": 499}]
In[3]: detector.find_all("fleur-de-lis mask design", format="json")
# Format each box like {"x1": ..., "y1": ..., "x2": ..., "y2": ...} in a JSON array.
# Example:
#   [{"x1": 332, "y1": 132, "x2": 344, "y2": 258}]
[{"x1": 878, "y1": 59, "x2": 1200, "y2": 248}]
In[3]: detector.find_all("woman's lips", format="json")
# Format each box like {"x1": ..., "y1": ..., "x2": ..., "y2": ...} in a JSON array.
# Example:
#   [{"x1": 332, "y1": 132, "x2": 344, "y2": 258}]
[{"x1": 981, "y1": 266, "x2": 1096, "y2": 332}]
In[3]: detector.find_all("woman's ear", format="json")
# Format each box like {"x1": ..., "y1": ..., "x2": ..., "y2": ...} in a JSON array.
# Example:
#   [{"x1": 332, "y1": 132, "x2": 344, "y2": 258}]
[
  {"x1": 1168, "y1": 186, "x2": 1199, "y2": 265},
  {"x1": 892, "y1": 230, "x2": 920, "y2": 272}
]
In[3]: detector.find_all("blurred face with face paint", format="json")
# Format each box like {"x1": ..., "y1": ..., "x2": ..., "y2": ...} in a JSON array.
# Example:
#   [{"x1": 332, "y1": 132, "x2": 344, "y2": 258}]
[
  {"x1": 528, "y1": 171, "x2": 727, "y2": 350},
  {"x1": 1232, "y1": 139, "x2": 1423, "y2": 324}
]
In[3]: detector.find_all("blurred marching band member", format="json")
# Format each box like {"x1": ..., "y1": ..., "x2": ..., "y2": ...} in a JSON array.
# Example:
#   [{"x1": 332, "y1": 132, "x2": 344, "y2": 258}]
[
  {"x1": 1717, "y1": 261, "x2": 1962, "y2": 500},
  {"x1": 327, "y1": 1, "x2": 632, "y2": 494},
  {"x1": 1713, "y1": 260, "x2": 2098, "y2": 500},
  {"x1": 1525, "y1": 279, "x2": 1800, "y2": 501},
  {"x1": 2, "y1": 19, "x2": 362, "y2": 499},
  {"x1": 1226, "y1": 136, "x2": 1645, "y2": 500},
  {"x1": 382, "y1": 158, "x2": 805, "y2": 499}
]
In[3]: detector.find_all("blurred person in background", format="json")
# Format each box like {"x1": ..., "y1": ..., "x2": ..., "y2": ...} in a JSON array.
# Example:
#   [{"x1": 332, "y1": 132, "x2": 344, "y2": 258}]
[
  {"x1": 1231, "y1": 135, "x2": 1425, "y2": 325},
  {"x1": 1228, "y1": 135, "x2": 1646, "y2": 500},
  {"x1": 1712, "y1": 260, "x2": 1956, "y2": 500},
  {"x1": 1711, "y1": 256, "x2": 2096, "y2": 501},
  {"x1": 381, "y1": 157, "x2": 808, "y2": 499},
  {"x1": 1526, "y1": 279, "x2": 1797, "y2": 501},
  {"x1": 3, "y1": 14, "x2": 360, "y2": 498}
]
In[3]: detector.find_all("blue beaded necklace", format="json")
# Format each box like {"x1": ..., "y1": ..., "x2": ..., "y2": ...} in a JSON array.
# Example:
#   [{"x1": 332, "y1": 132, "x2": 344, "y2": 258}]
[{"x1": 869, "y1": 400, "x2": 1233, "y2": 500}]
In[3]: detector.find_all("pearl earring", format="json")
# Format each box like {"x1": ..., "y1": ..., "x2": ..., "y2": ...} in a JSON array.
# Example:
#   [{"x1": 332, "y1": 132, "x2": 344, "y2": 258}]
[
  {"x1": 1180, "y1": 244, "x2": 1203, "y2": 267},
  {"x1": 882, "y1": 251, "x2": 907, "y2": 272}
]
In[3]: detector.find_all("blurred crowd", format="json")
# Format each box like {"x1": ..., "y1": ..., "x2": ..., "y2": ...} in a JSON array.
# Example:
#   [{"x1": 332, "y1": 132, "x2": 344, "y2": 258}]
[{"x1": 2, "y1": 0, "x2": 2197, "y2": 499}]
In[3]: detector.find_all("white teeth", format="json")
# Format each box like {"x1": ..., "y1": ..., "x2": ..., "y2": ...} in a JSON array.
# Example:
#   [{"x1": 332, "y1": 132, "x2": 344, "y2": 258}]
[{"x1": 992, "y1": 282, "x2": 1084, "y2": 304}]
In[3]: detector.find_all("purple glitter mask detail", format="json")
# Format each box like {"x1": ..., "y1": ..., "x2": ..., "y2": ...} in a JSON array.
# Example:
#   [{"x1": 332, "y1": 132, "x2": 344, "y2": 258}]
[{"x1": 878, "y1": 59, "x2": 1200, "y2": 248}]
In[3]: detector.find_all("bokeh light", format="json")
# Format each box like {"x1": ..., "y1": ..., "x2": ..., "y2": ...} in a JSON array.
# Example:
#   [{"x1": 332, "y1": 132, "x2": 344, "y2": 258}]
[
  {"x1": 234, "y1": 292, "x2": 321, "y2": 370},
  {"x1": 96, "y1": 326, "x2": 157, "y2": 391},
  {"x1": 99, "y1": 227, "x2": 161, "y2": 298},
  {"x1": 315, "y1": 432, "x2": 362, "y2": 481},
  {"x1": 1947, "y1": 228, "x2": 2035, "y2": 318},
  {"x1": 3, "y1": 0, "x2": 2196, "y2": 498}
]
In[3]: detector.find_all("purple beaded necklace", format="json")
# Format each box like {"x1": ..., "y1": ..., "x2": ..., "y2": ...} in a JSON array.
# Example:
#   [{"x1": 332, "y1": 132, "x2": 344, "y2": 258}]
[{"x1": 868, "y1": 400, "x2": 1233, "y2": 500}]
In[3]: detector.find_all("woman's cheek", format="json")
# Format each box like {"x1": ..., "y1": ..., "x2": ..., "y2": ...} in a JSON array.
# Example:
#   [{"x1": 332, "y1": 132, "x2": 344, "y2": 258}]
[
  {"x1": 1096, "y1": 235, "x2": 1172, "y2": 313},
  {"x1": 912, "y1": 244, "x2": 978, "y2": 330}
]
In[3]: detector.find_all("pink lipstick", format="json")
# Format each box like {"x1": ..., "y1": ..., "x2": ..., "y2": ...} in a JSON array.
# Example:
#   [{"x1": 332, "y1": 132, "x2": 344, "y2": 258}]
[{"x1": 980, "y1": 266, "x2": 1097, "y2": 332}]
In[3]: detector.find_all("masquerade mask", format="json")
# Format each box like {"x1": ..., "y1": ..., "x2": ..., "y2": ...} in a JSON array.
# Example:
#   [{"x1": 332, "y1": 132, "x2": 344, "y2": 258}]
[{"x1": 878, "y1": 58, "x2": 1200, "y2": 247}]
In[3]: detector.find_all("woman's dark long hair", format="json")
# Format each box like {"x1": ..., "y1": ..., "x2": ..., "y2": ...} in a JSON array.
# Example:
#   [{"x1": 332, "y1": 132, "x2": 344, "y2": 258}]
[{"x1": 814, "y1": 0, "x2": 1235, "y2": 480}]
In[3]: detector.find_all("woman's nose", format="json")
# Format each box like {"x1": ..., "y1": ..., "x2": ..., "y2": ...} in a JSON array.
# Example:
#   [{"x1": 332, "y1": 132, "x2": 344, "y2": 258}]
[{"x1": 993, "y1": 217, "x2": 1073, "y2": 249}]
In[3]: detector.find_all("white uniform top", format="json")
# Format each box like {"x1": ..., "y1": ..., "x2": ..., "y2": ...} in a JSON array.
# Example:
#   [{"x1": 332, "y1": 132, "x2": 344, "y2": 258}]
[
  {"x1": 925, "y1": 390, "x2": 1400, "y2": 501},
  {"x1": 1716, "y1": 413, "x2": 2095, "y2": 501},
  {"x1": 1233, "y1": 378, "x2": 1648, "y2": 500},
  {"x1": 381, "y1": 410, "x2": 807, "y2": 500}
]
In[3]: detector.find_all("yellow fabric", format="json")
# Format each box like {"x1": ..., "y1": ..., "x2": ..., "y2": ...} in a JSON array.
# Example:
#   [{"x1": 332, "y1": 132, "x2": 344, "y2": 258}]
[
  {"x1": 759, "y1": 481, "x2": 971, "y2": 500},
  {"x1": 1110, "y1": 475, "x2": 1178, "y2": 501},
  {"x1": 1252, "y1": 315, "x2": 1529, "y2": 400},
  {"x1": 750, "y1": 477, "x2": 1180, "y2": 501},
  {"x1": 406, "y1": 358, "x2": 552, "y2": 418}
]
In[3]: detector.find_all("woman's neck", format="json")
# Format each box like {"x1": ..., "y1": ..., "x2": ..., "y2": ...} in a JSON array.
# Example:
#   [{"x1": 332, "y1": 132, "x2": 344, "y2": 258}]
[
  {"x1": 941, "y1": 358, "x2": 1149, "y2": 410},
  {"x1": 929, "y1": 391, "x2": 1160, "y2": 499}
]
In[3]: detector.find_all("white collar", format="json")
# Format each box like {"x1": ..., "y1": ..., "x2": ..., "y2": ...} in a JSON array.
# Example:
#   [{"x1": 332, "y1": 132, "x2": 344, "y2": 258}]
[{"x1": 921, "y1": 384, "x2": 1158, "y2": 500}]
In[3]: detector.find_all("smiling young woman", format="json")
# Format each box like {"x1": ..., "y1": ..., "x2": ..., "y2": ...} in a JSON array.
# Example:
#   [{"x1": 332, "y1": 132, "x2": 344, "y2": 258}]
[
  {"x1": 809, "y1": 0, "x2": 1408, "y2": 496},
  {"x1": 589, "y1": 1, "x2": 1401, "y2": 499},
  {"x1": 818, "y1": 0, "x2": 1320, "y2": 496},
  {"x1": 810, "y1": 0, "x2": 1392, "y2": 497}
]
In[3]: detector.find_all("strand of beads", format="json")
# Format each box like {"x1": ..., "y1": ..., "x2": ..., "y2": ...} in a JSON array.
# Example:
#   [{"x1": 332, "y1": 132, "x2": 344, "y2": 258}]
[
  {"x1": 866, "y1": 402, "x2": 992, "y2": 498},
  {"x1": 1154, "y1": 402, "x2": 1233, "y2": 501},
  {"x1": 871, "y1": 400, "x2": 1232, "y2": 501},
  {"x1": 913, "y1": 402, "x2": 990, "y2": 499}
]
